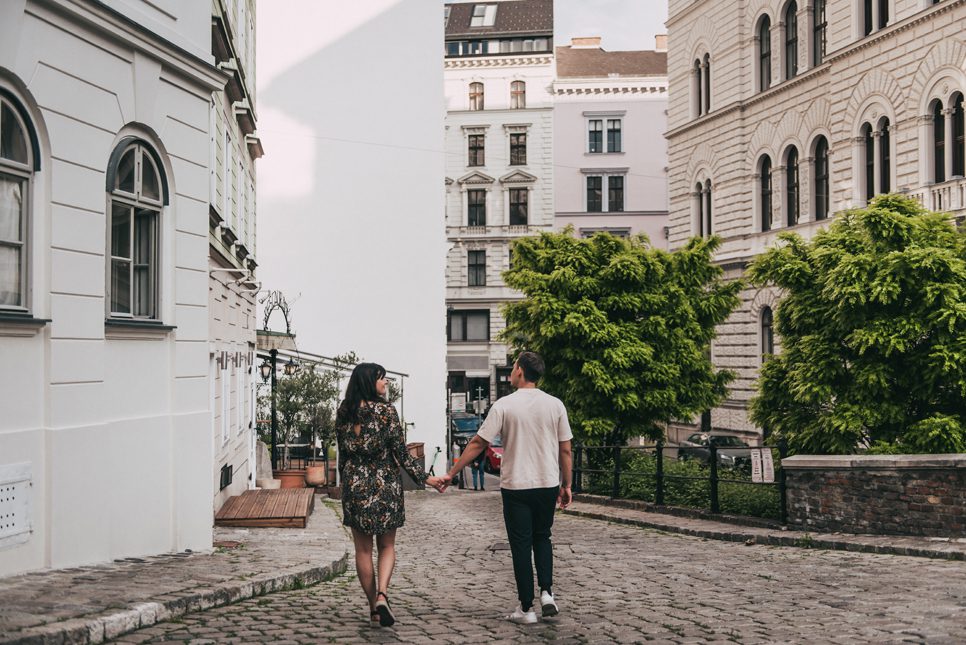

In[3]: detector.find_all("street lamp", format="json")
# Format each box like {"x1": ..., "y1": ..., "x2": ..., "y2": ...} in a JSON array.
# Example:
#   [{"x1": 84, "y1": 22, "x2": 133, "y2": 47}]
[
  {"x1": 283, "y1": 357, "x2": 298, "y2": 376},
  {"x1": 259, "y1": 358, "x2": 272, "y2": 383}
]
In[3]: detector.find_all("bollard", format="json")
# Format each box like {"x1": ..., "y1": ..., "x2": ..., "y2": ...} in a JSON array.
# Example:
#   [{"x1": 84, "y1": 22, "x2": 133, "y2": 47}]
[
  {"x1": 655, "y1": 440, "x2": 664, "y2": 506},
  {"x1": 709, "y1": 442, "x2": 720, "y2": 514}
]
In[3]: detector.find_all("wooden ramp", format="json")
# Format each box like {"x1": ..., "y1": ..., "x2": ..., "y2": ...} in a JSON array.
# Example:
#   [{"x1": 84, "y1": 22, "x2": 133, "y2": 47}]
[{"x1": 215, "y1": 489, "x2": 315, "y2": 528}]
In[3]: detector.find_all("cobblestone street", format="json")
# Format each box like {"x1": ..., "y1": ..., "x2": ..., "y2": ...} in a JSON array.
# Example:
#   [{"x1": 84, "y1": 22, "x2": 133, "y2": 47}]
[{"x1": 115, "y1": 489, "x2": 966, "y2": 644}]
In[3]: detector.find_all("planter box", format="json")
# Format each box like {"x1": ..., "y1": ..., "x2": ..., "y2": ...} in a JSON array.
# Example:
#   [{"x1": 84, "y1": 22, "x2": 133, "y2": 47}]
[{"x1": 273, "y1": 469, "x2": 306, "y2": 489}]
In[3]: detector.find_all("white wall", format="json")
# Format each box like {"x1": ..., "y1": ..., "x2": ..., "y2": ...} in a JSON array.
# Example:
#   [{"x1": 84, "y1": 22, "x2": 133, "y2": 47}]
[
  {"x1": 256, "y1": 1, "x2": 447, "y2": 459},
  {"x1": 0, "y1": 0, "x2": 217, "y2": 575}
]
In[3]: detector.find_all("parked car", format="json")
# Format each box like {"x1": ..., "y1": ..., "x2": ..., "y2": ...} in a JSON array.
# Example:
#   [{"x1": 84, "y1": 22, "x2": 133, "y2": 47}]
[
  {"x1": 677, "y1": 433, "x2": 751, "y2": 469},
  {"x1": 483, "y1": 435, "x2": 503, "y2": 473}
]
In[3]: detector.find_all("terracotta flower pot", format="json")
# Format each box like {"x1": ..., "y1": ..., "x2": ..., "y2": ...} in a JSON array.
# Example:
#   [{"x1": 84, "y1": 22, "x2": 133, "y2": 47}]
[
  {"x1": 305, "y1": 465, "x2": 326, "y2": 486},
  {"x1": 325, "y1": 485, "x2": 342, "y2": 500},
  {"x1": 273, "y1": 469, "x2": 306, "y2": 489}
]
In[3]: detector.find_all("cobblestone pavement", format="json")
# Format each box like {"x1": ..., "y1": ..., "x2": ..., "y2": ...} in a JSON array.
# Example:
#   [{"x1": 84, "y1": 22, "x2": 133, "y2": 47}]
[{"x1": 122, "y1": 490, "x2": 966, "y2": 644}]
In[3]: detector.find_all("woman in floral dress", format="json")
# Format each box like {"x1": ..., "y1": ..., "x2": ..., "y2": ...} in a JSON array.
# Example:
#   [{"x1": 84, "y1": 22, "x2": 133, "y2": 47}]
[{"x1": 335, "y1": 363, "x2": 445, "y2": 627}]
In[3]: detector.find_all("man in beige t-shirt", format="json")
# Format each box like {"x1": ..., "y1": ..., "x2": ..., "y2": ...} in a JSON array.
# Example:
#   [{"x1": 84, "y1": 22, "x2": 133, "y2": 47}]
[{"x1": 445, "y1": 352, "x2": 573, "y2": 624}]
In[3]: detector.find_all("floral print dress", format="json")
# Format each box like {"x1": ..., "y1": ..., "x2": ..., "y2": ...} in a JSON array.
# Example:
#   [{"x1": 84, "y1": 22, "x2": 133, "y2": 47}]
[{"x1": 337, "y1": 400, "x2": 428, "y2": 535}]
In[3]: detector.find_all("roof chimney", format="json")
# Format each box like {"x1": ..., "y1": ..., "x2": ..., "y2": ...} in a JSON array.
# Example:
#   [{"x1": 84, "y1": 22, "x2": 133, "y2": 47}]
[
  {"x1": 655, "y1": 35, "x2": 668, "y2": 52},
  {"x1": 571, "y1": 36, "x2": 602, "y2": 49}
]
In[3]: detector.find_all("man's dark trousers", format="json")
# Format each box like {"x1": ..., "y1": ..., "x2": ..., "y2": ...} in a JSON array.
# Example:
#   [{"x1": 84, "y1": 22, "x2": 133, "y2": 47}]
[{"x1": 501, "y1": 486, "x2": 559, "y2": 610}]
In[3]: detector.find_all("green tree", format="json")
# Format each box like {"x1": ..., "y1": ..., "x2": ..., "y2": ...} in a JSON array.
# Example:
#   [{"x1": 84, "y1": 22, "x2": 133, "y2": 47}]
[
  {"x1": 748, "y1": 194, "x2": 966, "y2": 454},
  {"x1": 273, "y1": 366, "x2": 341, "y2": 465},
  {"x1": 501, "y1": 229, "x2": 742, "y2": 443}
]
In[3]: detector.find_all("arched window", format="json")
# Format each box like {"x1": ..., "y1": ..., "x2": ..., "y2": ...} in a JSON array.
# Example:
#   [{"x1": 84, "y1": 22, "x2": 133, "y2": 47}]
[
  {"x1": 786, "y1": 146, "x2": 800, "y2": 226},
  {"x1": 878, "y1": 117, "x2": 891, "y2": 193},
  {"x1": 953, "y1": 93, "x2": 965, "y2": 178},
  {"x1": 469, "y1": 82, "x2": 484, "y2": 111},
  {"x1": 0, "y1": 92, "x2": 38, "y2": 310},
  {"x1": 932, "y1": 100, "x2": 945, "y2": 183},
  {"x1": 758, "y1": 16, "x2": 772, "y2": 92},
  {"x1": 760, "y1": 155, "x2": 773, "y2": 232},
  {"x1": 813, "y1": 0, "x2": 827, "y2": 66},
  {"x1": 813, "y1": 136, "x2": 829, "y2": 220},
  {"x1": 761, "y1": 306, "x2": 775, "y2": 361},
  {"x1": 510, "y1": 81, "x2": 526, "y2": 109},
  {"x1": 703, "y1": 53, "x2": 711, "y2": 114},
  {"x1": 694, "y1": 59, "x2": 704, "y2": 116},
  {"x1": 784, "y1": 1, "x2": 798, "y2": 80},
  {"x1": 861, "y1": 123, "x2": 874, "y2": 201},
  {"x1": 107, "y1": 140, "x2": 166, "y2": 319}
]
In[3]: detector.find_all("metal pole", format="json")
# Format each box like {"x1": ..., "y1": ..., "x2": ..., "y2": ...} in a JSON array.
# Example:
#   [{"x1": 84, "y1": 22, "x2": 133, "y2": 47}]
[
  {"x1": 270, "y1": 348, "x2": 278, "y2": 471},
  {"x1": 656, "y1": 439, "x2": 664, "y2": 506},
  {"x1": 573, "y1": 444, "x2": 582, "y2": 494},
  {"x1": 709, "y1": 442, "x2": 720, "y2": 514},
  {"x1": 612, "y1": 444, "x2": 621, "y2": 499}
]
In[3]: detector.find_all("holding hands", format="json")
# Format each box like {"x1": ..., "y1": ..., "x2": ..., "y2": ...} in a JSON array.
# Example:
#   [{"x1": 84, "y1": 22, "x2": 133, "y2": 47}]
[{"x1": 425, "y1": 475, "x2": 450, "y2": 493}]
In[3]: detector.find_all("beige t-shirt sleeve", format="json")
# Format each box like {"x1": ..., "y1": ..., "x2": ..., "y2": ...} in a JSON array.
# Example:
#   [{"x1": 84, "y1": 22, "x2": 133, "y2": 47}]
[
  {"x1": 477, "y1": 403, "x2": 503, "y2": 443},
  {"x1": 556, "y1": 402, "x2": 573, "y2": 442}
]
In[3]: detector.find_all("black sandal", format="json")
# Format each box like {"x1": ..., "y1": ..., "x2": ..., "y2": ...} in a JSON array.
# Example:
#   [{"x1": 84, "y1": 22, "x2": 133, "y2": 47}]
[{"x1": 374, "y1": 591, "x2": 395, "y2": 627}]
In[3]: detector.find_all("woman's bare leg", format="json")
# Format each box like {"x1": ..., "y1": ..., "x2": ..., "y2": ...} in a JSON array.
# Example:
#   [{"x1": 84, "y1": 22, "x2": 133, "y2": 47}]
[
  {"x1": 351, "y1": 528, "x2": 377, "y2": 612},
  {"x1": 375, "y1": 529, "x2": 397, "y2": 594}
]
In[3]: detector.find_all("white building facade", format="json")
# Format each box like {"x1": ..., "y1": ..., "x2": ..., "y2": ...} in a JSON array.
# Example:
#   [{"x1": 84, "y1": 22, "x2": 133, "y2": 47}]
[
  {"x1": 554, "y1": 37, "x2": 670, "y2": 246},
  {"x1": 667, "y1": 0, "x2": 966, "y2": 441},
  {"x1": 209, "y1": 0, "x2": 261, "y2": 512},
  {"x1": 0, "y1": 0, "x2": 224, "y2": 575},
  {"x1": 444, "y1": 0, "x2": 554, "y2": 405}
]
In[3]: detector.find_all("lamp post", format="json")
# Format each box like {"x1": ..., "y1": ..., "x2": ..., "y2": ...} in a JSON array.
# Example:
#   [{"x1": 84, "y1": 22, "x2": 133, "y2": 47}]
[{"x1": 269, "y1": 349, "x2": 279, "y2": 470}]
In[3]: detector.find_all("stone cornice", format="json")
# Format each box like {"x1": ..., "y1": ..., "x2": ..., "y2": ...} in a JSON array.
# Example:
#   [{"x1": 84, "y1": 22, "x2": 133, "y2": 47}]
[
  {"x1": 445, "y1": 55, "x2": 553, "y2": 69},
  {"x1": 554, "y1": 84, "x2": 667, "y2": 96}
]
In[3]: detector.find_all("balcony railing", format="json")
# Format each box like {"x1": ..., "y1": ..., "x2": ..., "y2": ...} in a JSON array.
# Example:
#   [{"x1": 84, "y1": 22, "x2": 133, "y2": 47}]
[
  {"x1": 909, "y1": 176, "x2": 966, "y2": 214},
  {"x1": 452, "y1": 224, "x2": 536, "y2": 237}
]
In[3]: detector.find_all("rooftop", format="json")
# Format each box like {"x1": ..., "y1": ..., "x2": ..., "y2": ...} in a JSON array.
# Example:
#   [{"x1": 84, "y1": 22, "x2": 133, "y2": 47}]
[
  {"x1": 556, "y1": 38, "x2": 668, "y2": 79},
  {"x1": 445, "y1": 0, "x2": 553, "y2": 39}
]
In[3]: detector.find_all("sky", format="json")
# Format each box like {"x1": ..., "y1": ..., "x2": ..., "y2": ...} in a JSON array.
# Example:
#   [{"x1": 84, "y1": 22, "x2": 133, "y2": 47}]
[{"x1": 554, "y1": 0, "x2": 668, "y2": 51}]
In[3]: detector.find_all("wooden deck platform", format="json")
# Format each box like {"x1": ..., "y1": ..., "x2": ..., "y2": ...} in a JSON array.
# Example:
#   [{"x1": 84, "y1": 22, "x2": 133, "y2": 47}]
[{"x1": 214, "y1": 489, "x2": 315, "y2": 528}]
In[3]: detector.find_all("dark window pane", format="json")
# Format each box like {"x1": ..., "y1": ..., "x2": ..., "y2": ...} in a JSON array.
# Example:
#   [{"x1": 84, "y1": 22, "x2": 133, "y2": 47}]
[
  {"x1": 813, "y1": 0, "x2": 826, "y2": 66},
  {"x1": 466, "y1": 312, "x2": 488, "y2": 340},
  {"x1": 0, "y1": 103, "x2": 28, "y2": 164},
  {"x1": 134, "y1": 209, "x2": 156, "y2": 317},
  {"x1": 879, "y1": 120, "x2": 891, "y2": 193},
  {"x1": 588, "y1": 120, "x2": 603, "y2": 153},
  {"x1": 111, "y1": 203, "x2": 131, "y2": 259},
  {"x1": 587, "y1": 176, "x2": 602, "y2": 212},
  {"x1": 786, "y1": 148, "x2": 799, "y2": 226},
  {"x1": 815, "y1": 137, "x2": 829, "y2": 220},
  {"x1": 864, "y1": 123, "x2": 875, "y2": 200},
  {"x1": 761, "y1": 157, "x2": 772, "y2": 232},
  {"x1": 608, "y1": 176, "x2": 624, "y2": 212},
  {"x1": 468, "y1": 250, "x2": 486, "y2": 287},
  {"x1": 607, "y1": 119, "x2": 622, "y2": 152},
  {"x1": 785, "y1": 1, "x2": 798, "y2": 79},
  {"x1": 954, "y1": 93, "x2": 965, "y2": 177},
  {"x1": 116, "y1": 148, "x2": 136, "y2": 193},
  {"x1": 468, "y1": 134, "x2": 485, "y2": 166},
  {"x1": 510, "y1": 188, "x2": 528, "y2": 225},
  {"x1": 864, "y1": 0, "x2": 873, "y2": 35},
  {"x1": 141, "y1": 154, "x2": 160, "y2": 200},
  {"x1": 111, "y1": 258, "x2": 131, "y2": 314},
  {"x1": 759, "y1": 18, "x2": 771, "y2": 91},
  {"x1": 510, "y1": 133, "x2": 527, "y2": 165},
  {"x1": 468, "y1": 189, "x2": 486, "y2": 226},
  {"x1": 878, "y1": 0, "x2": 888, "y2": 29},
  {"x1": 449, "y1": 314, "x2": 464, "y2": 341},
  {"x1": 934, "y1": 101, "x2": 946, "y2": 183}
]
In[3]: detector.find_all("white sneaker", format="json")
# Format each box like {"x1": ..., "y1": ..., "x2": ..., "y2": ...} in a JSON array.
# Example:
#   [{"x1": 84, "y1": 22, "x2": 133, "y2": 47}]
[
  {"x1": 540, "y1": 590, "x2": 558, "y2": 617},
  {"x1": 506, "y1": 604, "x2": 538, "y2": 624}
]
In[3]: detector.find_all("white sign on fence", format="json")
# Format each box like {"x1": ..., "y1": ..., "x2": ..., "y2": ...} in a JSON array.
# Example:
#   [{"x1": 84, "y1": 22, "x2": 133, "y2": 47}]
[
  {"x1": 762, "y1": 448, "x2": 775, "y2": 483},
  {"x1": 751, "y1": 449, "x2": 763, "y2": 483}
]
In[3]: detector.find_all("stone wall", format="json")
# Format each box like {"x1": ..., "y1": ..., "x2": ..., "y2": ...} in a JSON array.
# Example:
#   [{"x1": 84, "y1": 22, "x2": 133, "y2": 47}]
[{"x1": 783, "y1": 455, "x2": 966, "y2": 537}]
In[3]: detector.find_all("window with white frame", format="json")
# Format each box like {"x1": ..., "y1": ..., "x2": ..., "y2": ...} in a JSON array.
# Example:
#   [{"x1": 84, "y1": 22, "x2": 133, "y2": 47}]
[
  {"x1": 470, "y1": 4, "x2": 497, "y2": 27},
  {"x1": 861, "y1": 0, "x2": 889, "y2": 37},
  {"x1": 511, "y1": 81, "x2": 526, "y2": 109},
  {"x1": 448, "y1": 309, "x2": 489, "y2": 341},
  {"x1": 107, "y1": 141, "x2": 164, "y2": 319},
  {"x1": 859, "y1": 117, "x2": 891, "y2": 200},
  {"x1": 608, "y1": 176, "x2": 624, "y2": 212},
  {"x1": 586, "y1": 173, "x2": 626, "y2": 213},
  {"x1": 509, "y1": 132, "x2": 527, "y2": 165},
  {"x1": 0, "y1": 93, "x2": 35, "y2": 311},
  {"x1": 509, "y1": 188, "x2": 528, "y2": 225},
  {"x1": 588, "y1": 118, "x2": 622, "y2": 153},
  {"x1": 469, "y1": 82, "x2": 484, "y2": 111},
  {"x1": 695, "y1": 180, "x2": 712, "y2": 238},
  {"x1": 586, "y1": 176, "x2": 602, "y2": 212},
  {"x1": 588, "y1": 119, "x2": 603, "y2": 153},
  {"x1": 467, "y1": 189, "x2": 486, "y2": 226}
]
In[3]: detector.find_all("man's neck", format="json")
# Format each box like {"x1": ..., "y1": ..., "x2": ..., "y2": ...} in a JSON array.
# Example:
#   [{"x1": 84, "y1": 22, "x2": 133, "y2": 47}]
[{"x1": 517, "y1": 382, "x2": 537, "y2": 390}]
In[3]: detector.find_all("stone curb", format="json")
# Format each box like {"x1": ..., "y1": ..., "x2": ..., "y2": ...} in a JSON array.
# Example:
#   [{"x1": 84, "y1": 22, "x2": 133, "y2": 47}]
[
  {"x1": 562, "y1": 506, "x2": 966, "y2": 561},
  {"x1": 1, "y1": 545, "x2": 349, "y2": 645}
]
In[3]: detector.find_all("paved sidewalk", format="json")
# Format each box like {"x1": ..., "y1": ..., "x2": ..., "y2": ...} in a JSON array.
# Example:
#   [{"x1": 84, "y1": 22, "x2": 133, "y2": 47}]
[
  {"x1": 566, "y1": 494, "x2": 966, "y2": 560},
  {"x1": 3, "y1": 489, "x2": 964, "y2": 644},
  {"x1": 0, "y1": 497, "x2": 350, "y2": 645}
]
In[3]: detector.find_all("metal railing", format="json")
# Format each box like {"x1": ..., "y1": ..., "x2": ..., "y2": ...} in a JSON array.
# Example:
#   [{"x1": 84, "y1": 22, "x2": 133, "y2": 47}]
[{"x1": 572, "y1": 440, "x2": 789, "y2": 524}]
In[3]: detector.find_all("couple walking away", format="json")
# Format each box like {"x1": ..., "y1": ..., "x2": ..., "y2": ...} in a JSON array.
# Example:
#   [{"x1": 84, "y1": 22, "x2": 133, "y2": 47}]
[{"x1": 335, "y1": 351, "x2": 573, "y2": 627}]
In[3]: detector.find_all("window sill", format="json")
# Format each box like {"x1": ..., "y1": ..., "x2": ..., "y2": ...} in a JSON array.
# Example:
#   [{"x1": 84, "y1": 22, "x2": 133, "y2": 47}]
[
  {"x1": 0, "y1": 312, "x2": 50, "y2": 337},
  {"x1": 584, "y1": 152, "x2": 625, "y2": 157},
  {"x1": 105, "y1": 318, "x2": 176, "y2": 340}
]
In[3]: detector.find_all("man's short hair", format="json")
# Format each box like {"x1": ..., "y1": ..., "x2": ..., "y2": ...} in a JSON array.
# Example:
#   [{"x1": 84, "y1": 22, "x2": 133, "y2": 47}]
[{"x1": 515, "y1": 351, "x2": 545, "y2": 383}]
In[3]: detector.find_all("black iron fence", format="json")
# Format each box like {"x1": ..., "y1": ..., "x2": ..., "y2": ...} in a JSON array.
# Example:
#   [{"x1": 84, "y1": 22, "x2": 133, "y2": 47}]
[{"x1": 573, "y1": 440, "x2": 789, "y2": 523}]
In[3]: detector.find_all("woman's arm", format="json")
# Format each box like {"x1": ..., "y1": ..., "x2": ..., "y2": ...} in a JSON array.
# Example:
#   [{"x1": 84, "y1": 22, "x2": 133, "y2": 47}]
[{"x1": 385, "y1": 404, "x2": 429, "y2": 485}]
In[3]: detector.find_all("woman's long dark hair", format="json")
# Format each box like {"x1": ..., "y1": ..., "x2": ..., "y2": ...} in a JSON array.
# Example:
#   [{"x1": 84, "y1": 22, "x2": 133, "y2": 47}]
[{"x1": 336, "y1": 362, "x2": 386, "y2": 425}]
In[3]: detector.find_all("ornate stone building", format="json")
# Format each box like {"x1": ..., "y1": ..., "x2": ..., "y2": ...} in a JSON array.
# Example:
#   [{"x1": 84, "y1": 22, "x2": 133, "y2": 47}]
[
  {"x1": 666, "y1": 0, "x2": 966, "y2": 441},
  {"x1": 444, "y1": 0, "x2": 554, "y2": 408}
]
